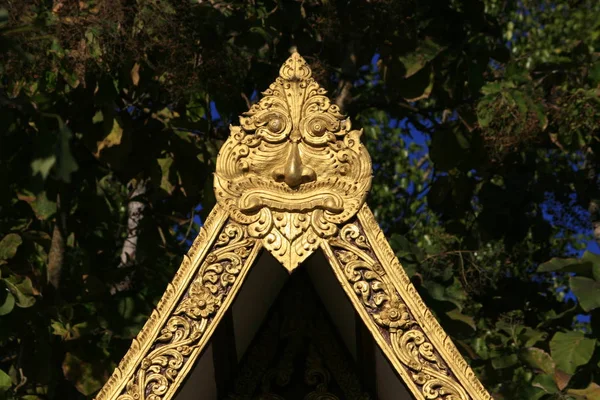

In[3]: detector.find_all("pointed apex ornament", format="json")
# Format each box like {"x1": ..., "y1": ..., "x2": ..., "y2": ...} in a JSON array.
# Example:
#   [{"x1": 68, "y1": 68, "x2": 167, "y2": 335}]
[
  {"x1": 214, "y1": 52, "x2": 372, "y2": 271},
  {"x1": 279, "y1": 51, "x2": 312, "y2": 81}
]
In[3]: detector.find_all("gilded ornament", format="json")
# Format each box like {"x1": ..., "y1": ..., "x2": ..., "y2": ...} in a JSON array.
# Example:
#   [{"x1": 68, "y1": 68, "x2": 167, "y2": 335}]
[
  {"x1": 374, "y1": 299, "x2": 412, "y2": 330},
  {"x1": 174, "y1": 281, "x2": 219, "y2": 319},
  {"x1": 97, "y1": 219, "x2": 259, "y2": 400},
  {"x1": 214, "y1": 52, "x2": 372, "y2": 272},
  {"x1": 323, "y1": 220, "x2": 477, "y2": 399},
  {"x1": 96, "y1": 53, "x2": 492, "y2": 400}
]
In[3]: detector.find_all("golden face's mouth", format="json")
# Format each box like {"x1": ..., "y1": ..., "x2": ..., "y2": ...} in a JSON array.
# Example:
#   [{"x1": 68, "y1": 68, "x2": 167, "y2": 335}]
[{"x1": 239, "y1": 190, "x2": 344, "y2": 214}]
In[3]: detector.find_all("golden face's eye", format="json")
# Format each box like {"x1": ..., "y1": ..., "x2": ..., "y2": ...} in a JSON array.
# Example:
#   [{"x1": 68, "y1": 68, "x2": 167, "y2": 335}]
[
  {"x1": 268, "y1": 117, "x2": 283, "y2": 133},
  {"x1": 310, "y1": 119, "x2": 326, "y2": 136},
  {"x1": 301, "y1": 114, "x2": 337, "y2": 145},
  {"x1": 247, "y1": 111, "x2": 289, "y2": 143}
]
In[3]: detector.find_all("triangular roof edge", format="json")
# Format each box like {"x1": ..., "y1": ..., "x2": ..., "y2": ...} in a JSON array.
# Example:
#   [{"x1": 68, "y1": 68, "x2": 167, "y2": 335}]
[{"x1": 95, "y1": 53, "x2": 491, "y2": 400}]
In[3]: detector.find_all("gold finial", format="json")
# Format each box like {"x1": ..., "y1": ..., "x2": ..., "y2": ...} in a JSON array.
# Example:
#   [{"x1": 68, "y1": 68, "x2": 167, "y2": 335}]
[{"x1": 279, "y1": 51, "x2": 312, "y2": 81}]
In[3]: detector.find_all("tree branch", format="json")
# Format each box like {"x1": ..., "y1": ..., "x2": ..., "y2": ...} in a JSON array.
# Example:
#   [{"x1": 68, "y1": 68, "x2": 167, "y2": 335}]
[
  {"x1": 47, "y1": 193, "x2": 66, "y2": 290},
  {"x1": 110, "y1": 178, "x2": 148, "y2": 294},
  {"x1": 334, "y1": 43, "x2": 357, "y2": 113}
]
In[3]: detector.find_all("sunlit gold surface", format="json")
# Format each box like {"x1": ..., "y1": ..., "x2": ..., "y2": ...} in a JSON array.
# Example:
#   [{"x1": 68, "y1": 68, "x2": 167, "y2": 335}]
[
  {"x1": 95, "y1": 208, "x2": 262, "y2": 400},
  {"x1": 95, "y1": 53, "x2": 491, "y2": 400},
  {"x1": 214, "y1": 53, "x2": 371, "y2": 271},
  {"x1": 321, "y1": 208, "x2": 490, "y2": 400}
]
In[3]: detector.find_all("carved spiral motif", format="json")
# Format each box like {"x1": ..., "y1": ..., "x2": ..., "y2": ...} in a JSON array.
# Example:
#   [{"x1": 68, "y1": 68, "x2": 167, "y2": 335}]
[
  {"x1": 112, "y1": 222, "x2": 257, "y2": 400},
  {"x1": 328, "y1": 221, "x2": 472, "y2": 400},
  {"x1": 268, "y1": 117, "x2": 284, "y2": 134},
  {"x1": 214, "y1": 52, "x2": 371, "y2": 271},
  {"x1": 96, "y1": 53, "x2": 491, "y2": 400}
]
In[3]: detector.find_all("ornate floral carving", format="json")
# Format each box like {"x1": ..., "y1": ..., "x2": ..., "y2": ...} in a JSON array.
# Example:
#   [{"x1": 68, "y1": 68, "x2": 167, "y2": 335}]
[
  {"x1": 174, "y1": 280, "x2": 219, "y2": 319},
  {"x1": 325, "y1": 221, "x2": 475, "y2": 400},
  {"x1": 375, "y1": 300, "x2": 412, "y2": 330},
  {"x1": 214, "y1": 52, "x2": 372, "y2": 272},
  {"x1": 97, "y1": 53, "x2": 492, "y2": 400},
  {"x1": 98, "y1": 220, "x2": 259, "y2": 400},
  {"x1": 356, "y1": 205, "x2": 492, "y2": 400}
]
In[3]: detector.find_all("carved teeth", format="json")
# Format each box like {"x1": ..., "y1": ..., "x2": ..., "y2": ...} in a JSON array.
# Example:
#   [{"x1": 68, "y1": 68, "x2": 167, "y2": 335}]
[{"x1": 239, "y1": 191, "x2": 344, "y2": 214}]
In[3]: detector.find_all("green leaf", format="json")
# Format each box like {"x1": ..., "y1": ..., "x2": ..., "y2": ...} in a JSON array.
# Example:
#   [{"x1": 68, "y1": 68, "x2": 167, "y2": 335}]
[
  {"x1": 480, "y1": 82, "x2": 503, "y2": 96},
  {"x1": 51, "y1": 320, "x2": 90, "y2": 340},
  {"x1": 510, "y1": 90, "x2": 528, "y2": 114},
  {"x1": 157, "y1": 157, "x2": 176, "y2": 195},
  {"x1": 550, "y1": 331, "x2": 596, "y2": 374},
  {"x1": 17, "y1": 190, "x2": 57, "y2": 220},
  {"x1": 521, "y1": 348, "x2": 555, "y2": 375},
  {"x1": 95, "y1": 115, "x2": 124, "y2": 157},
  {"x1": 0, "y1": 292, "x2": 15, "y2": 316},
  {"x1": 390, "y1": 234, "x2": 416, "y2": 257},
  {"x1": 582, "y1": 251, "x2": 600, "y2": 281},
  {"x1": 444, "y1": 278, "x2": 468, "y2": 305},
  {"x1": 476, "y1": 99, "x2": 494, "y2": 128},
  {"x1": 525, "y1": 96, "x2": 548, "y2": 131},
  {"x1": 118, "y1": 296, "x2": 135, "y2": 320},
  {"x1": 570, "y1": 276, "x2": 600, "y2": 311},
  {"x1": 454, "y1": 131, "x2": 470, "y2": 149},
  {"x1": 537, "y1": 257, "x2": 595, "y2": 278},
  {"x1": 30, "y1": 115, "x2": 78, "y2": 182},
  {"x1": 185, "y1": 95, "x2": 206, "y2": 122},
  {"x1": 446, "y1": 308, "x2": 476, "y2": 330},
  {"x1": 567, "y1": 382, "x2": 600, "y2": 399},
  {"x1": 0, "y1": 9, "x2": 8, "y2": 26},
  {"x1": 0, "y1": 233, "x2": 22, "y2": 260},
  {"x1": 398, "y1": 39, "x2": 445, "y2": 77},
  {"x1": 397, "y1": 65, "x2": 434, "y2": 102},
  {"x1": 532, "y1": 374, "x2": 559, "y2": 394},
  {"x1": 154, "y1": 107, "x2": 180, "y2": 123},
  {"x1": 472, "y1": 337, "x2": 489, "y2": 360},
  {"x1": 51, "y1": 320, "x2": 70, "y2": 339},
  {"x1": 56, "y1": 125, "x2": 78, "y2": 183},
  {"x1": 62, "y1": 353, "x2": 103, "y2": 395},
  {"x1": 31, "y1": 155, "x2": 57, "y2": 180},
  {"x1": 491, "y1": 353, "x2": 519, "y2": 369},
  {"x1": 89, "y1": 111, "x2": 132, "y2": 169},
  {"x1": 92, "y1": 110, "x2": 104, "y2": 124},
  {"x1": 0, "y1": 369, "x2": 11, "y2": 392},
  {"x1": 496, "y1": 320, "x2": 524, "y2": 337},
  {"x1": 3, "y1": 276, "x2": 36, "y2": 308},
  {"x1": 589, "y1": 61, "x2": 600, "y2": 85},
  {"x1": 69, "y1": 322, "x2": 90, "y2": 340},
  {"x1": 519, "y1": 327, "x2": 547, "y2": 347},
  {"x1": 423, "y1": 281, "x2": 447, "y2": 302}
]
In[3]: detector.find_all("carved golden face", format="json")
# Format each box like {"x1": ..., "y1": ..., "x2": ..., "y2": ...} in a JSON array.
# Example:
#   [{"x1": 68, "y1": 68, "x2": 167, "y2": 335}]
[{"x1": 214, "y1": 53, "x2": 372, "y2": 271}]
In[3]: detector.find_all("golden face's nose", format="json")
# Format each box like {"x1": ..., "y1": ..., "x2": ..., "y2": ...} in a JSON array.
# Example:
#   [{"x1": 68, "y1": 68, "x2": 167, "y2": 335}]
[{"x1": 273, "y1": 142, "x2": 316, "y2": 188}]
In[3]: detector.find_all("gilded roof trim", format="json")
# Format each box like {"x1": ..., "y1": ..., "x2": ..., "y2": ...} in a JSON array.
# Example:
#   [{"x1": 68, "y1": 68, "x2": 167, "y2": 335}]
[{"x1": 95, "y1": 53, "x2": 491, "y2": 400}]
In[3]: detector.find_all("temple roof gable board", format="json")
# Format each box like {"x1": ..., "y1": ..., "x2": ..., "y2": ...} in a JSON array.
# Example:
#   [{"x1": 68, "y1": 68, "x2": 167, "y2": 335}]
[{"x1": 95, "y1": 52, "x2": 491, "y2": 400}]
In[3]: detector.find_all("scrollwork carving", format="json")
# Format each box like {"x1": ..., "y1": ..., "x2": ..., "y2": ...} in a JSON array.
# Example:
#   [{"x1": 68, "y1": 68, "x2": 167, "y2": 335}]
[
  {"x1": 100, "y1": 220, "x2": 259, "y2": 400},
  {"x1": 97, "y1": 53, "x2": 491, "y2": 400},
  {"x1": 214, "y1": 52, "x2": 371, "y2": 272},
  {"x1": 326, "y1": 222, "x2": 472, "y2": 400},
  {"x1": 356, "y1": 206, "x2": 492, "y2": 400}
]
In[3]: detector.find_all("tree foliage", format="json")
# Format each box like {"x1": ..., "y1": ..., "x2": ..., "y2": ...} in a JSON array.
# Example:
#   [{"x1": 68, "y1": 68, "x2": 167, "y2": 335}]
[{"x1": 0, "y1": 0, "x2": 599, "y2": 398}]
